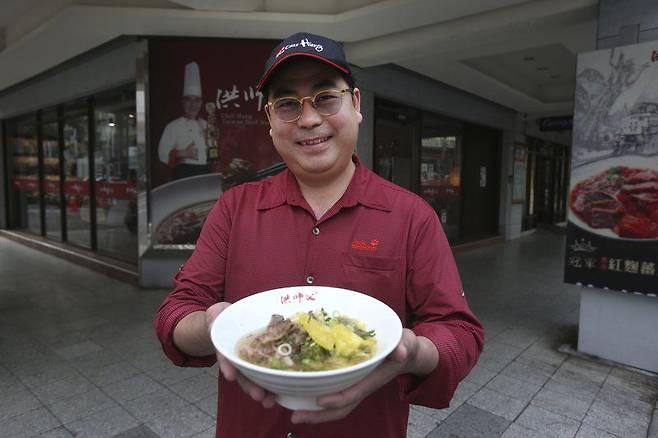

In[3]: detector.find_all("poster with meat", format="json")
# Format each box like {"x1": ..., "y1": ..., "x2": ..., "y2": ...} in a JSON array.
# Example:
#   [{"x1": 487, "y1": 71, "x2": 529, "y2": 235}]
[
  {"x1": 564, "y1": 41, "x2": 658, "y2": 295},
  {"x1": 148, "y1": 38, "x2": 285, "y2": 247}
]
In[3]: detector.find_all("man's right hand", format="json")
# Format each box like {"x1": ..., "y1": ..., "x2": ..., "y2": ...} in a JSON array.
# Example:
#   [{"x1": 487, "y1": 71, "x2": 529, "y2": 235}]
[{"x1": 206, "y1": 303, "x2": 277, "y2": 409}]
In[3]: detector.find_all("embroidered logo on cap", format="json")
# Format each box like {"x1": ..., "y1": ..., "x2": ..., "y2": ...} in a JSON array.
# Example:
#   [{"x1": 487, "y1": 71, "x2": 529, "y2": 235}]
[
  {"x1": 276, "y1": 38, "x2": 324, "y2": 58},
  {"x1": 351, "y1": 239, "x2": 380, "y2": 252}
]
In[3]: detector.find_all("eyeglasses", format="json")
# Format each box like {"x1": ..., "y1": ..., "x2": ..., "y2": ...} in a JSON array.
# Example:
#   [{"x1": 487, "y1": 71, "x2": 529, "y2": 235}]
[{"x1": 265, "y1": 88, "x2": 353, "y2": 123}]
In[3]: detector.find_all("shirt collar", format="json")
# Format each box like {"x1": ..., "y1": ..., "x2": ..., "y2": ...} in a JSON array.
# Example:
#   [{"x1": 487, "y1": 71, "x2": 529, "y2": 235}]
[
  {"x1": 339, "y1": 156, "x2": 391, "y2": 212},
  {"x1": 256, "y1": 155, "x2": 392, "y2": 212}
]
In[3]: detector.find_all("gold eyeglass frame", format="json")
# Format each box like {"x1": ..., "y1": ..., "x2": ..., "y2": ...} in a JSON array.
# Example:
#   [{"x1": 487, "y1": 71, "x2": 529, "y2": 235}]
[{"x1": 264, "y1": 88, "x2": 353, "y2": 123}]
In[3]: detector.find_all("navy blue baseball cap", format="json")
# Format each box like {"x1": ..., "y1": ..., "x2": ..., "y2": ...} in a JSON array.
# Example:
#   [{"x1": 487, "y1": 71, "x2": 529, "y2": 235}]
[{"x1": 256, "y1": 32, "x2": 353, "y2": 92}]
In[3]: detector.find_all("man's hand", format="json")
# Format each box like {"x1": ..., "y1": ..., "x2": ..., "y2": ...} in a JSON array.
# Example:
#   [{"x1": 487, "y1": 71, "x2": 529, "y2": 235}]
[
  {"x1": 207, "y1": 303, "x2": 277, "y2": 409},
  {"x1": 290, "y1": 328, "x2": 438, "y2": 424}
]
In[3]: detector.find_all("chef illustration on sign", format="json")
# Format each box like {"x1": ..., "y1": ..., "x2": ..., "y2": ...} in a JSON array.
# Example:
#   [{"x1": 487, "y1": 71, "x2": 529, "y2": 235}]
[{"x1": 158, "y1": 61, "x2": 211, "y2": 180}]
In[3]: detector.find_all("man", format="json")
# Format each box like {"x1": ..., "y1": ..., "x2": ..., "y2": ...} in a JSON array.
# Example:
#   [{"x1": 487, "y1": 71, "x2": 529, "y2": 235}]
[
  {"x1": 158, "y1": 61, "x2": 211, "y2": 180},
  {"x1": 155, "y1": 32, "x2": 483, "y2": 438}
]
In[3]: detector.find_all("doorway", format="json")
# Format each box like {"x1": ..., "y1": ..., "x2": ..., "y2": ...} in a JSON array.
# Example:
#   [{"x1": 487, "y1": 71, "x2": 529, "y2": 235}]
[
  {"x1": 523, "y1": 138, "x2": 570, "y2": 230},
  {"x1": 461, "y1": 124, "x2": 500, "y2": 241}
]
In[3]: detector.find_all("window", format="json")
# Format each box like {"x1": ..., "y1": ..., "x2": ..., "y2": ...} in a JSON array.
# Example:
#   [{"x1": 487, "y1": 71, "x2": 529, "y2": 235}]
[
  {"x1": 42, "y1": 109, "x2": 63, "y2": 240},
  {"x1": 3, "y1": 84, "x2": 138, "y2": 263},
  {"x1": 63, "y1": 100, "x2": 91, "y2": 248},
  {"x1": 7, "y1": 116, "x2": 40, "y2": 234},
  {"x1": 420, "y1": 114, "x2": 463, "y2": 243},
  {"x1": 374, "y1": 101, "x2": 419, "y2": 191},
  {"x1": 94, "y1": 86, "x2": 138, "y2": 262}
]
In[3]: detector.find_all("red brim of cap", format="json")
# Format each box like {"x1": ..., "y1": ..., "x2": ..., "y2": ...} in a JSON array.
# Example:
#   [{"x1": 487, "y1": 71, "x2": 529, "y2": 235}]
[{"x1": 256, "y1": 52, "x2": 350, "y2": 92}]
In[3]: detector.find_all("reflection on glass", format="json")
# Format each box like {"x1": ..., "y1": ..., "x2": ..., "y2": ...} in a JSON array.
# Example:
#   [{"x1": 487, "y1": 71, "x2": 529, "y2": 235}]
[
  {"x1": 421, "y1": 114, "x2": 462, "y2": 243},
  {"x1": 63, "y1": 102, "x2": 91, "y2": 248},
  {"x1": 42, "y1": 111, "x2": 62, "y2": 240},
  {"x1": 94, "y1": 87, "x2": 137, "y2": 262},
  {"x1": 375, "y1": 102, "x2": 417, "y2": 191},
  {"x1": 7, "y1": 116, "x2": 40, "y2": 234}
]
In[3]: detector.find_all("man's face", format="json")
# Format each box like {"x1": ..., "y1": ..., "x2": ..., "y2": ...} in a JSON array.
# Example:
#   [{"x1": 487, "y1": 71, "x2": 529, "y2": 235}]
[
  {"x1": 266, "y1": 59, "x2": 362, "y2": 184},
  {"x1": 182, "y1": 95, "x2": 202, "y2": 119}
]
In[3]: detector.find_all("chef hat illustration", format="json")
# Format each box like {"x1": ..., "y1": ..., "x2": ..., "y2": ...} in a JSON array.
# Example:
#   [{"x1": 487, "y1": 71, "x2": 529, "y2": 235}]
[{"x1": 183, "y1": 62, "x2": 202, "y2": 97}]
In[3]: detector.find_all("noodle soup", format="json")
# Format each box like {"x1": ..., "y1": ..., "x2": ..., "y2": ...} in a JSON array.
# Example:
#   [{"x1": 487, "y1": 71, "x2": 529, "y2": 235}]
[{"x1": 237, "y1": 309, "x2": 377, "y2": 371}]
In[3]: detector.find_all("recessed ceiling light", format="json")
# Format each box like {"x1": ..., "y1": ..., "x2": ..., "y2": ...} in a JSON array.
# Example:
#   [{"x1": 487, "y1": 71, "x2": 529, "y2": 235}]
[
  {"x1": 537, "y1": 66, "x2": 549, "y2": 71},
  {"x1": 523, "y1": 56, "x2": 535, "y2": 61}
]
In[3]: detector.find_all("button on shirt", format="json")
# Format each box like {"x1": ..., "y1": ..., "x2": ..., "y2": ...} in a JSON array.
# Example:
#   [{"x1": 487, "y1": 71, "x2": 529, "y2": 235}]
[{"x1": 155, "y1": 156, "x2": 484, "y2": 438}]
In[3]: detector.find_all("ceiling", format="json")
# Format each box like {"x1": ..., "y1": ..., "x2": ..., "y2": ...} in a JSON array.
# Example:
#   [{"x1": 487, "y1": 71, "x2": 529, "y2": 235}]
[{"x1": 0, "y1": 0, "x2": 599, "y2": 118}]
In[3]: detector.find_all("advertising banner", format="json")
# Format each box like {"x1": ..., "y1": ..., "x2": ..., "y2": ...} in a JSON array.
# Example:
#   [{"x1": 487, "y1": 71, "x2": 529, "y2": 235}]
[
  {"x1": 148, "y1": 38, "x2": 283, "y2": 247},
  {"x1": 564, "y1": 41, "x2": 658, "y2": 295}
]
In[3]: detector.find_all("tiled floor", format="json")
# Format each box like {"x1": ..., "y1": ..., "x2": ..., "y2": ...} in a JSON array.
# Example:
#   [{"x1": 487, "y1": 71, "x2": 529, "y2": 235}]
[{"x1": 0, "y1": 229, "x2": 656, "y2": 438}]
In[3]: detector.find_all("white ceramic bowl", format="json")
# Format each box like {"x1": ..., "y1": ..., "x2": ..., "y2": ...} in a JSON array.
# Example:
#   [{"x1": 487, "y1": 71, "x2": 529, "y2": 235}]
[{"x1": 210, "y1": 286, "x2": 403, "y2": 411}]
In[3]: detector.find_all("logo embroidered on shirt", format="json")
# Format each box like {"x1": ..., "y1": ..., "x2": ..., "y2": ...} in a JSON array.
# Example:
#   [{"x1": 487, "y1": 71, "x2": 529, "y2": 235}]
[{"x1": 351, "y1": 239, "x2": 380, "y2": 251}]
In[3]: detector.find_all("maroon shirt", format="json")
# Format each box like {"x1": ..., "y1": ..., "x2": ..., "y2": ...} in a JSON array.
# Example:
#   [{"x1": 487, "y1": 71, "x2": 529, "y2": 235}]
[{"x1": 154, "y1": 157, "x2": 484, "y2": 438}]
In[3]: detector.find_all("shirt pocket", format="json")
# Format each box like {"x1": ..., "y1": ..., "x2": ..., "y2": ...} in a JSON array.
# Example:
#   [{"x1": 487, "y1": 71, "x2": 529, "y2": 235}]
[
  {"x1": 339, "y1": 253, "x2": 403, "y2": 305},
  {"x1": 342, "y1": 252, "x2": 401, "y2": 272}
]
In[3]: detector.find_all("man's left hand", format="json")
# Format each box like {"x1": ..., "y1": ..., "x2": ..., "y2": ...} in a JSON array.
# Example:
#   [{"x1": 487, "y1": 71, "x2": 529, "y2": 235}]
[{"x1": 290, "y1": 328, "x2": 438, "y2": 424}]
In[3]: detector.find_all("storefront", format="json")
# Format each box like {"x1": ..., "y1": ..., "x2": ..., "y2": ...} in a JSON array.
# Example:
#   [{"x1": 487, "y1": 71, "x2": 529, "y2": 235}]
[
  {"x1": 5, "y1": 86, "x2": 138, "y2": 263},
  {"x1": 1, "y1": 36, "x2": 517, "y2": 287}
]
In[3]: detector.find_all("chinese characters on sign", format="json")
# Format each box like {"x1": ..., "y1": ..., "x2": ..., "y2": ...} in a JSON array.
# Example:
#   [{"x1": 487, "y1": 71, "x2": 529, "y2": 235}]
[
  {"x1": 565, "y1": 233, "x2": 658, "y2": 293},
  {"x1": 567, "y1": 252, "x2": 656, "y2": 276},
  {"x1": 280, "y1": 291, "x2": 318, "y2": 305},
  {"x1": 215, "y1": 85, "x2": 264, "y2": 110}
]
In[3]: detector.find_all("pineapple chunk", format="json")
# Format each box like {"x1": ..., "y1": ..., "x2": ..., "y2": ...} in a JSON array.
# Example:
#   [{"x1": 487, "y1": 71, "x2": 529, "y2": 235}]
[
  {"x1": 297, "y1": 313, "x2": 364, "y2": 356},
  {"x1": 298, "y1": 313, "x2": 335, "y2": 351},
  {"x1": 332, "y1": 324, "x2": 364, "y2": 356}
]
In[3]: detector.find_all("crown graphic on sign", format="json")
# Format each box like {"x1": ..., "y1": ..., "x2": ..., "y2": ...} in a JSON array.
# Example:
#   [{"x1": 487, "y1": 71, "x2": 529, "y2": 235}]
[{"x1": 570, "y1": 238, "x2": 597, "y2": 253}]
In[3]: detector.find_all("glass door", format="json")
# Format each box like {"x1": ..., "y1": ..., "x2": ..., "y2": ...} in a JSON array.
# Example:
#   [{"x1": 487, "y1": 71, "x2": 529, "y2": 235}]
[
  {"x1": 7, "y1": 116, "x2": 40, "y2": 234},
  {"x1": 374, "y1": 100, "x2": 419, "y2": 192},
  {"x1": 523, "y1": 143, "x2": 538, "y2": 231},
  {"x1": 552, "y1": 145, "x2": 569, "y2": 224},
  {"x1": 94, "y1": 86, "x2": 138, "y2": 262},
  {"x1": 63, "y1": 100, "x2": 91, "y2": 248},
  {"x1": 420, "y1": 114, "x2": 463, "y2": 243},
  {"x1": 41, "y1": 110, "x2": 63, "y2": 241}
]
